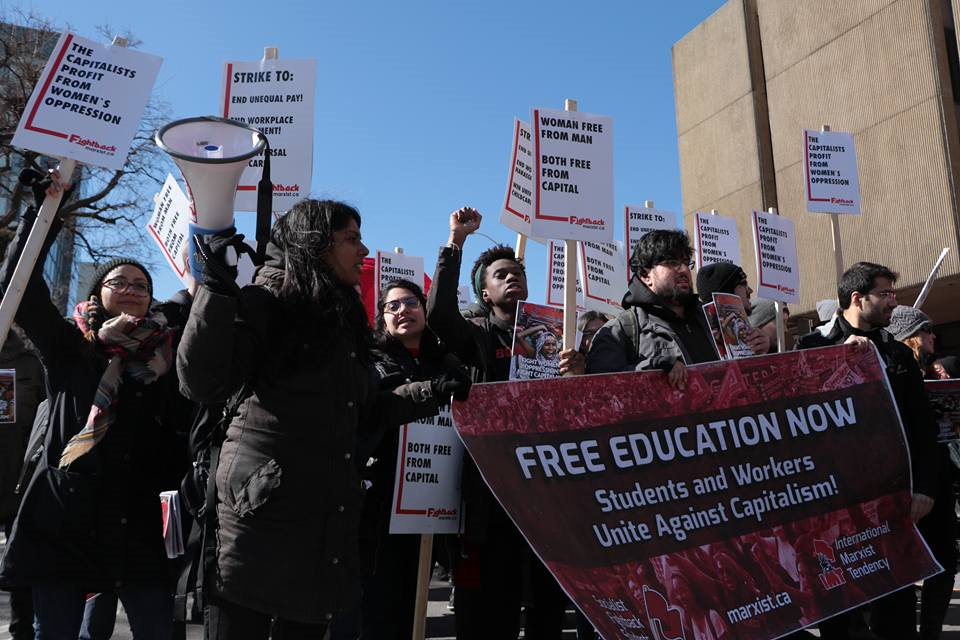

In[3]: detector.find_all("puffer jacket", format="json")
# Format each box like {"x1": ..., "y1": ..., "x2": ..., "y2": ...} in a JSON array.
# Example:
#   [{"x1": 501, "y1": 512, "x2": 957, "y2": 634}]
[
  {"x1": 176, "y1": 243, "x2": 440, "y2": 624},
  {"x1": 0, "y1": 208, "x2": 193, "y2": 592},
  {"x1": 586, "y1": 276, "x2": 716, "y2": 374}
]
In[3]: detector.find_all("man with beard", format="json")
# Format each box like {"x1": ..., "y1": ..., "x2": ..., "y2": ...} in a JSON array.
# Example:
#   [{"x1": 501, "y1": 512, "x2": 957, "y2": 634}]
[
  {"x1": 795, "y1": 262, "x2": 940, "y2": 640},
  {"x1": 586, "y1": 230, "x2": 716, "y2": 388}
]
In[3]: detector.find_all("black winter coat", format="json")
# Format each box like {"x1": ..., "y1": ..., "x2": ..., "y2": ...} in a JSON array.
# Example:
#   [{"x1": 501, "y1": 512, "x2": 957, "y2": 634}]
[
  {"x1": 796, "y1": 314, "x2": 940, "y2": 497},
  {"x1": 176, "y1": 252, "x2": 441, "y2": 624},
  {"x1": 0, "y1": 211, "x2": 194, "y2": 591}
]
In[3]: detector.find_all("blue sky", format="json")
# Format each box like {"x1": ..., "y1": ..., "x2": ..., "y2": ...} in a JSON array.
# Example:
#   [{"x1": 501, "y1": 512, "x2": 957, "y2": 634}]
[{"x1": 33, "y1": 0, "x2": 725, "y2": 302}]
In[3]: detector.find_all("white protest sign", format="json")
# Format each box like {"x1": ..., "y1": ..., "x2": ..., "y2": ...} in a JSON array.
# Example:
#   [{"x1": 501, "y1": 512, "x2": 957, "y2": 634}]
[
  {"x1": 13, "y1": 32, "x2": 162, "y2": 171},
  {"x1": 694, "y1": 212, "x2": 742, "y2": 269},
  {"x1": 147, "y1": 174, "x2": 191, "y2": 285},
  {"x1": 376, "y1": 250, "x2": 425, "y2": 293},
  {"x1": 500, "y1": 119, "x2": 534, "y2": 236},
  {"x1": 222, "y1": 58, "x2": 317, "y2": 212},
  {"x1": 389, "y1": 408, "x2": 464, "y2": 534},
  {"x1": 546, "y1": 240, "x2": 584, "y2": 310},
  {"x1": 577, "y1": 240, "x2": 625, "y2": 316},
  {"x1": 457, "y1": 285, "x2": 472, "y2": 310},
  {"x1": 803, "y1": 129, "x2": 860, "y2": 214},
  {"x1": 751, "y1": 210, "x2": 800, "y2": 304},
  {"x1": 529, "y1": 107, "x2": 614, "y2": 242},
  {"x1": 625, "y1": 204, "x2": 677, "y2": 264}
]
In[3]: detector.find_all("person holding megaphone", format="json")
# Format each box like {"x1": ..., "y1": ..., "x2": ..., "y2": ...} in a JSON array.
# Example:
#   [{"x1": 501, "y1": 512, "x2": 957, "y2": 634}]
[
  {"x1": 0, "y1": 170, "x2": 195, "y2": 639},
  {"x1": 177, "y1": 198, "x2": 470, "y2": 638}
]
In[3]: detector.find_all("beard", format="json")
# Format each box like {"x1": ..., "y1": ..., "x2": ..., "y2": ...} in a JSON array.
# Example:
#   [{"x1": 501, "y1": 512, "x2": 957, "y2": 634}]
[{"x1": 661, "y1": 283, "x2": 694, "y2": 306}]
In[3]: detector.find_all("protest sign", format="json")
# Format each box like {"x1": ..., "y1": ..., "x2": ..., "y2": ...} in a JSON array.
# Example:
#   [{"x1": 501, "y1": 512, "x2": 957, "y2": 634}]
[
  {"x1": 457, "y1": 285, "x2": 472, "y2": 310},
  {"x1": 625, "y1": 205, "x2": 677, "y2": 272},
  {"x1": 530, "y1": 107, "x2": 614, "y2": 242},
  {"x1": 546, "y1": 240, "x2": 584, "y2": 310},
  {"x1": 160, "y1": 490, "x2": 185, "y2": 559},
  {"x1": 146, "y1": 174, "x2": 191, "y2": 285},
  {"x1": 751, "y1": 210, "x2": 800, "y2": 304},
  {"x1": 0, "y1": 369, "x2": 14, "y2": 424},
  {"x1": 375, "y1": 250, "x2": 425, "y2": 296},
  {"x1": 804, "y1": 129, "x2": 861, "y2": 214},
  {"x1": 500, "y1": 119, "x2": 535, "y2": 237},
  {"x1": 511, "y1": 302, "x2": 568, "y2": 380},
  {"x1": 925, "y1": 380, "x2": 960, "y2": 444},
  {"x1": 578, "y1": 240, "x2": 626, "y2": 316},
  {"x1": 13, "y1": 32, "x2": 161, "y2": 171},
  {"x1": 695, "y1": 212, "x2": 741, "y2": 269},
  {"x1": 713, "y1": 293, "x2": 754, "y2": 359},
  {"x1": 702, "y1": 302, "x2": 727, "y2": 360},
  {"x1": 389, "y1": 408, "x2": 464, "y2": 534},
  {"x1": 222, "y1": 58, "x2": 316, "y2": 212},
  {"x1": 453, "y1": 345, "x2": 940, "y2": 640}
]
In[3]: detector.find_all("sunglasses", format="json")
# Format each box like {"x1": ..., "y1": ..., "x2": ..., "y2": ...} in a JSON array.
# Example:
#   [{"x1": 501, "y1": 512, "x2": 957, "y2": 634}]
[
  {"x1": 102, "y1": 278, "x2": 150, "y2": 297},
  {"x1": 382, "y1": 296, "x2": 421, "y2": 313}
]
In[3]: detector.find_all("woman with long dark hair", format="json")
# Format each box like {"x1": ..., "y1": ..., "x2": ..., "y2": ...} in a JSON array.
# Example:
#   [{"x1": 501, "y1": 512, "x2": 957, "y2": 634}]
[{"x1": 177, "y1": 200, "x2": 468, "y2": 639}]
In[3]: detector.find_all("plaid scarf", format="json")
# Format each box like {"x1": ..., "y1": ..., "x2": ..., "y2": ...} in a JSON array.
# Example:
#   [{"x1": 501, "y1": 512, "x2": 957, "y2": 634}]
[{"x1": 59, "y1": 302, "x2": 174, "y2": 469}]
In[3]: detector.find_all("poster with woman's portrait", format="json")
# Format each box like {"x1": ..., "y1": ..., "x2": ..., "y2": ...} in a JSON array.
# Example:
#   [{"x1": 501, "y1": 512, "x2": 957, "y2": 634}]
[
  {"x1": 713, "y1": 293, "x2": 753, "y2": 359},
  {"x1": 510, "y1": 302, "x2": 571, "y2": 380},
  {"x1": 0, "y1": 369, "x2": 15, "y2": 423}
]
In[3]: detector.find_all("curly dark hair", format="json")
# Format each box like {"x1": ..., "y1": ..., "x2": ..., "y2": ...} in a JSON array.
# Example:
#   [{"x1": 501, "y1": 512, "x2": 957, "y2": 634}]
[
  {"x1": 629, "y1": 230, "x2": 693, "y2": 278},
  {"x1": 469, "y1": 244, "x2": 525, "y2": 300},
  {"x1": 838, "y1": 262, "x2": 898, "y2": 309}
]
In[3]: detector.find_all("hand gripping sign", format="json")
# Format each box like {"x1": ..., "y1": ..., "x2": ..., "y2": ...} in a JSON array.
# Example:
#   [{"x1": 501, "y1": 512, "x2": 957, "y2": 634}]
[{"x1": 452, "y1": 345, "x2": 940, "y2": 640}]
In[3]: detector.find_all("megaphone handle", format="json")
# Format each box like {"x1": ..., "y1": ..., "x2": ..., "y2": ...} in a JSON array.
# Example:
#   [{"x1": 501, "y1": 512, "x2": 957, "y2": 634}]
[{"x1": 255, "y1": 135, "x2": 272, "y2": 262}]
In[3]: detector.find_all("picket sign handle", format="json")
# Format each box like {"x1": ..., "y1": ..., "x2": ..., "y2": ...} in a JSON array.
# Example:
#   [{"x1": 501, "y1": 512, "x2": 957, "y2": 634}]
[
  {"x1": 394, "y1": 246, "x2": 404, "y2": 254},
  {"x1": 709, "y1": 209, "x2": 718, "y2": 216},
  {"x1": 515, "y1": 232, "x2": 528, "y2": 261},
  {"x1": 645, "y1": 200, "x2": 654, "y2": 209},
  {"x1": 820, "y1": 124, "x2": 845, "y2": 289},
  {"x1": 411, "y1": 532, "x2": 434, "y2": 640},
  {"x1": 767, "y1": 206, "x2": 787, "y2": 353},
  {"x1": 562, "y1": 99, "x2": 579, "y2": 373},
  {"x1": 263, "y1": 46, "x2": 279, "y2": 61},
  {"x1": 0, "y1": 157, "x2": 77, "y2": 350}
]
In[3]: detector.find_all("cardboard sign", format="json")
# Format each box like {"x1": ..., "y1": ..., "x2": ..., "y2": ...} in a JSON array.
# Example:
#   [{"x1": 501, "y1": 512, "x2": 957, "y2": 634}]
[
  {"x1": 695, "y1": 212, "x2": 742, "y2": 269},
  {"x1": 713, "y1": 292, "x2": 753, "y2": 359},
  {"x1": 375, "y1": 250, "x2": 425, "y2": 296},
  {"x1": 147, "y1": 174, "x2": 191, "y2": 285},
  {"x1": 624, "y1": 205, "x2": 678, "y2": 271},
  {"x1": 389, "y1": 408, "x2": 464, "y2": 534},
  {"x1": 0, "y1": 369, "x2": 15, "y2": 424},
  {"x1": 222, "y1": 58, "x2": 317, "y2": 212},
  {"x1": 453, "y1": 345, "x2": 940, "y2": 640},
  {"x1": 804, "y1": 129, "x2": 861, "y2": 214},
  {"x1": 13, "y1": 32, "x2": 162, "y2": 170},
  {"x1": 752, "y1": 210, "x2": 800, "y2": 304},
  {"x1": 546, "y1": 240, "x2": 584, "y2": 310},
  {"x1": 925, "y1": 380, "x2": 960, "y2": 443},
  {"x1": 530, "y1": 107, "x2": 614, "y2": 242},
  {"x1": 500, "y1": 119, "x2": 535, "y2": 236},
  {"x1": 578, "y1": 240, "x2": 625, "y2": 316},
  {"x1": 511, "y1": 302, "x2": 567, "y2": 380}
]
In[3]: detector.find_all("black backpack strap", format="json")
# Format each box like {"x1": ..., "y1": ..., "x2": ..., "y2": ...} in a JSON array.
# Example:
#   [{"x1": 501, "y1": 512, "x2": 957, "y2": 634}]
[{"x1": 622, "y1": 307, "x2": 640, "y2": 365}]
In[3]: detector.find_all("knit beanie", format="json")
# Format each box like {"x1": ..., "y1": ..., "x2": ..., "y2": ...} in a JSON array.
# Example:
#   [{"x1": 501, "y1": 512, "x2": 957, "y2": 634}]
[
  {"x1": 888, "y1": 306, "x2": 930, "y2": 341},
  {"x1": 86, "y1": 258, "x2": 153, "y2": 301},
  {"x1": 749, "y1": 298, "x2": 778, "y2": 329},
  {"x1": 696, "y1": 262, "x2": 748, "y2": 303}
]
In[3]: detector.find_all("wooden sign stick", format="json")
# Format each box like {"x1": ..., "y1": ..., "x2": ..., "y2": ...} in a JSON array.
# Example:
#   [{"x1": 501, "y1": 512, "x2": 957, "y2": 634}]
[
  {"x1": 821, "y1": 125, "x2": 845, "y2": 289},
  {"x1": 767, "y1": 206, "x2": 787, "y2": 353},
  {"x1": 515, "y1": 232, "x2": 528, "y2": 261},
  {"x1": 562, "y1": 98, "x2": 579, "y2": 374},
  {"x1": 412, "y1": 532, "x2": 434, "y2": 640}
]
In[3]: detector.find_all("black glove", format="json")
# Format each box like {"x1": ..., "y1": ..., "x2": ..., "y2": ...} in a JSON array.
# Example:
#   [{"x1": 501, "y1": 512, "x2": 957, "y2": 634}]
[
  {"x1": 193, "y1": 228, "x2": 253, "y2": 297},
  {"x1": 430, "y1": 366, "x2": 472, "y2": 403},
  {"x1": 80, "y1": 295, "x2": 107, "y2": 337}
]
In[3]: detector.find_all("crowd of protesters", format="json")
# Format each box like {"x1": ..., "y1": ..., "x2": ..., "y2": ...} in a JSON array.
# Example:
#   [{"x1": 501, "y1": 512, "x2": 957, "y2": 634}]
[{"x1": 0, "y1": 170, "x2": 957, "y2": 640}]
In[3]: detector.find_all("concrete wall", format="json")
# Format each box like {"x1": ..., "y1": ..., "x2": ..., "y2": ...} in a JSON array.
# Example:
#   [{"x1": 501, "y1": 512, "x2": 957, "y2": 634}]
[{"x1": 674, "y1": 0, "x2": 960, "y2": 315}]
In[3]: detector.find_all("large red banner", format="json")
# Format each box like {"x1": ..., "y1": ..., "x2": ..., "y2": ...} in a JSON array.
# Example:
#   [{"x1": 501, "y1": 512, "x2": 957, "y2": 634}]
[{"x1": 452, "y1": 345, "x2": 940, "y2": 640}]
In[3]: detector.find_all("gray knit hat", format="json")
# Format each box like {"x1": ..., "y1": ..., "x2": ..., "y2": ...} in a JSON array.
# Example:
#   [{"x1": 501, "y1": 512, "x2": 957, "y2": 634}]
[
  {"x1": 888, "y1": 306, "x2": 931, "y2": 341},
  {"x1": 816, "y1": 299, "x2": 839, "y2": 322},
  {"x1": 749, "y1": 298, "x2": 778, "y2": 329},
  {"x1": 86, "y1": 258, "x2": 153, "y2": 301}
]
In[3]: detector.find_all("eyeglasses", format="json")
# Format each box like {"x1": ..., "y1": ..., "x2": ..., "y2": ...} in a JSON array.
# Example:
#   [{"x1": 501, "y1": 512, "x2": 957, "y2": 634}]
[
  {"x1": 382, "y1": 296, "x2": 421, "y2": 313},
  {"x1": 657, "y1": 259, "x2": 695, "y2": 271},
  {"x1": 102, "y1": 278, "x2": 150, "y2": 297}
]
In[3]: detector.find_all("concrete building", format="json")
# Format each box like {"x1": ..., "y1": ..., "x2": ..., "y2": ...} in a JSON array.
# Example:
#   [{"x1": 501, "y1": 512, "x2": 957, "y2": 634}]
[{"x1": 673, "y1": 0, "x2": 960, "y2": 344}]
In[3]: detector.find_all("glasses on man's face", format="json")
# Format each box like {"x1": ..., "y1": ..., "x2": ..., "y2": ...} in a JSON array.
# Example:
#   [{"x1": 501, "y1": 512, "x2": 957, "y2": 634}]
[
  {"x1": 656, "y1": 259, "x2": 695, "y2": 271},
  {"x1": 102, "y1": 278, "x2": 150, "y2": 297},
  {"x1": 382, "y1": 296, "x2": 421, "y2": 314}
]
